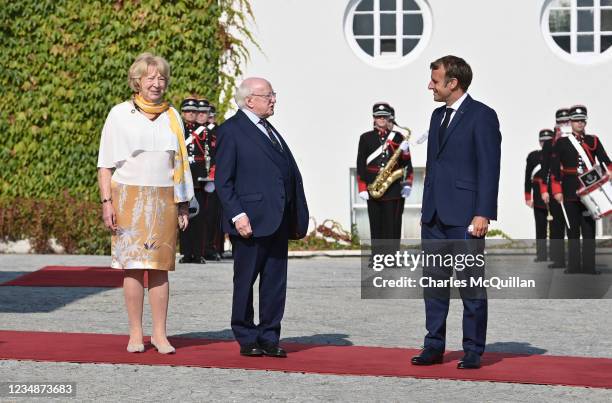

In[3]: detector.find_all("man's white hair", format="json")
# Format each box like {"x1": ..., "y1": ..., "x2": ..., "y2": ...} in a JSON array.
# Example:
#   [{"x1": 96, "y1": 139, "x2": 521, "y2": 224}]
[{"x1": 234, "y1": 81, "x2": 253, "y2": 108}]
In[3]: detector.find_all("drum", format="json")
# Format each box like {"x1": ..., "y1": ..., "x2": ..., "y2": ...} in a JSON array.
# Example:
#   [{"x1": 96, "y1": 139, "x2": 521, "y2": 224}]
[{"x1": 577, "y1": 173, "x2": 612, "y2": 219}]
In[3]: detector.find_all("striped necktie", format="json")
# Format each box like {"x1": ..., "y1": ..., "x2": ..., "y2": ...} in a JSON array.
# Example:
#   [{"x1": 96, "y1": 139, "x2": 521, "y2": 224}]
[{"x1": 259, "y1": 119, "x2": 283, "y2": 153}]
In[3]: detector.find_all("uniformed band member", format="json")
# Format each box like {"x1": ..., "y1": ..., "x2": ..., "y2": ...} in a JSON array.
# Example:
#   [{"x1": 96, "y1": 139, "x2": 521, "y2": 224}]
[
  {"x1": 200, "y1": 104, "x2": 224, "y2": 261},
  {"x1": 208, "y1": 104, "x2": 217, "y2": 125},
  {"x1": 550, "y1": 105, "x2": 612, "y2": 274},
  {"x1": 525, "y1": 129, "x2": 554, "y2": 261},
  {"x1": 181, "y1": 98, "x2": 198, "y2": 128},
  {"x1": 539, "y1": 108, "x2": 571, "y2": 268},
  {"x1": 356, "y1": 102, "x2": 413, "y2": 249},
  {"x1": 179, "y1": 98, "x2": 211, "y2": 264}
]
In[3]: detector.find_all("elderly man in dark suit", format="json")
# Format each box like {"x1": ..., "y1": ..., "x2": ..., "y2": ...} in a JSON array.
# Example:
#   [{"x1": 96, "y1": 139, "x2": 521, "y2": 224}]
[
  {"x1": 411, "y1": 56, "x2": 501, "y2": 369},
  {"x1": 215, "y1": 77, "x2": 309, "y2": 358}
]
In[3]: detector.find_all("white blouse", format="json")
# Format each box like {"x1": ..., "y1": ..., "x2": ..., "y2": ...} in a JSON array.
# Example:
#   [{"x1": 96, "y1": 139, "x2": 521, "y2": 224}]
[{"x1": 97, "y1": 101, "x2": 183, "y2": 187}]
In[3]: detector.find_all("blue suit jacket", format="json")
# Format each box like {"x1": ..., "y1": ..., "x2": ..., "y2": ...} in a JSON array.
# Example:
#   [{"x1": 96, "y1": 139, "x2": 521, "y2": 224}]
[
  {"x1": 214, "y1": 109, "x2": 309, "y2": 239},
  {"x1": 421, "y1": 95, "x2": 501, "y2": 227}
]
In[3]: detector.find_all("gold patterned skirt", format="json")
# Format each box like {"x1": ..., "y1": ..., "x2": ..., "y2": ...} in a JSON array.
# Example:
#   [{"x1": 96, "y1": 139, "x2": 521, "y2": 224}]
[{"x1": 110, "y1": 181, "x2": 177, "y2": 271}]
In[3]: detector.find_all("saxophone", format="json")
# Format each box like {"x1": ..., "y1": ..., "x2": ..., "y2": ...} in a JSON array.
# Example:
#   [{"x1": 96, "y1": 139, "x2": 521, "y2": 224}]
[{"x1": 368, "y1": 124, "x2": 411, "y2": 199}]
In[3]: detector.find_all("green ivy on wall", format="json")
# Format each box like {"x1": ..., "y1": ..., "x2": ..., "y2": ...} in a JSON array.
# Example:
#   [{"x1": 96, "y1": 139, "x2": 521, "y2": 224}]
[{"x1": 0, "y1": 0, "x2": 254, "y2": 201}]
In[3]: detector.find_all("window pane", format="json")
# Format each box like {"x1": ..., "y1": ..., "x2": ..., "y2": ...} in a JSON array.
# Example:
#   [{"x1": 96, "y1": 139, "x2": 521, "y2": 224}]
[
  {"x1": 577, "y1": 10, "x2": 594, "y2": 32},
  {"x1": 380, "y1": 0, "x2": 396, "y2": 11},
  {"x1": 577, "y1": 34, "x2": 594, "y2": 52},
  {"x1": 601, "y1": 35, "x2": 612, "y2": 52},
  {"x1": 357, "y1": 38, "x2": 374, "y2": 56},
  {"x1": 402, "y1": 38, "x2": 419, "y2": 55},
  {"x1": 577, "y1": 0, "x2": 593, "y2": 6},
  {"x1": 552, "y1": 35, "x2": 571, "y2": 53},
  {"x1": 403, "y1": 0, "x2": 419, "y2": 10},
  {"x1": 602, "y1": 0, "x2": 612, "y2": 6},
  {"x1": 602, "y1": 10, "x2": 612, "y2": 31},
  {"x1": 380, "y1": 14, "x2": 397, "y2": 35},
  {"x1": 356, "y1": 0, "x2": 374, "y2": 11},
  {"x1": 381, "y1": 39, "x2": 396, "y2": 53},
  {"x1": 403, "y1": 13, "x2": 423, "y2": 35},
  {"x1": 549, "y1": 10, "x2": 571, "y2": 32},
  {"x1": 353, "y1": 14, "x2": 374, "y2": 35}
]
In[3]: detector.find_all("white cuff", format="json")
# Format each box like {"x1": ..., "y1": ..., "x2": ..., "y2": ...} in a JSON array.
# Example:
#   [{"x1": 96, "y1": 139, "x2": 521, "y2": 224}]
[
  {"x1": 399, "y1": 140, "x2": 410, "y2": 152},
  {"x1": 232, "y1": 212, "x2": 246, "y2": 223},
  {"x1": 204, "y1": 182, "x2": 215, "y2": 193}
]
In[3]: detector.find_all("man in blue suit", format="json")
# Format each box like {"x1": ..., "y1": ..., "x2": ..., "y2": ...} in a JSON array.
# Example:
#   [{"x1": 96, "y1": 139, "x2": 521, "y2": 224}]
[
  {"x1": 215, "y1": 77, "x2": 309, "y2": 358},
  {"x1": 411, "y1": 56, "x2": 501, "y2": 369}
]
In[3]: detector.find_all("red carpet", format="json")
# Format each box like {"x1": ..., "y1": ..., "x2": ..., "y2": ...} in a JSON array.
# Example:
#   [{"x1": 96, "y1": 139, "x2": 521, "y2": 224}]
[
  {"x1": 0, "y1": 330, "x2": 610, "y2": 389},
  {"x1": 0, "y1": 266, "x2": 147, "y2": 288}
]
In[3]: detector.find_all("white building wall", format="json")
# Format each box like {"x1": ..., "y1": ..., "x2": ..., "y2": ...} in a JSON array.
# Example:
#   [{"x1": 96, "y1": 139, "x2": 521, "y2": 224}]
[{"x1": 233, "y1": 0, "x2": 611, "y2": 238}]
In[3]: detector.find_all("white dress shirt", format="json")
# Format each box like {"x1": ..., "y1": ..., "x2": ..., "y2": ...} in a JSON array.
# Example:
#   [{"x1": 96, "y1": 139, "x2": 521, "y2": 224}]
[
  {"x1": 241, "y1": 108, "x2": 283, "y2": 150},
  {"x1": 441, "y1": 92, "x2": 468, "y2": 126}
]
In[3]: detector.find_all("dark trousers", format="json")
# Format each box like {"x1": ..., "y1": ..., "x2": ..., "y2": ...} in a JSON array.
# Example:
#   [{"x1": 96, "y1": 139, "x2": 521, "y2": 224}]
[
  {"x1": 202, "y1": 190, "x2": 222, "y2": 256},
  {"x1": 367, "y1": 198, "x2": 405, "y2": 256},
  {"x1": 548, "y1": 199, "x2": 566, "y2": 266},
  {"x1": 230, "y1": 209, "x2": 290, "y2": 347},
  {"x1": 564, "y1": 201, "x2": 596, "y2": 273},
  {"x1": 421, "y1": 214, "x2": 488, "y2": 355},
  {"x1": 367, "y1": 198, "x2": 405, "y2": 239},
  {"x1": 533, "y1": 207, "x2": 550, "y2": 260},
  {"x1": 179, "y1": 188, "x2": 205, "y2": 259}
]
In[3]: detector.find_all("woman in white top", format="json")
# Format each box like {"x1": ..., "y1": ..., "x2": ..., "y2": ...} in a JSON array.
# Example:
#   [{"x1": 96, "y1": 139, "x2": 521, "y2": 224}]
[{"x1": 97, "y1": 52, "x2": 194, "y2": 354}]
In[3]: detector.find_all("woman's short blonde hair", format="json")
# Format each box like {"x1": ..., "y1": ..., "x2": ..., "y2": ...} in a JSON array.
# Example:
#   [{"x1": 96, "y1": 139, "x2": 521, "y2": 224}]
[{"x1": 127, "y1": 52, "x2": 170, "y2": 92}]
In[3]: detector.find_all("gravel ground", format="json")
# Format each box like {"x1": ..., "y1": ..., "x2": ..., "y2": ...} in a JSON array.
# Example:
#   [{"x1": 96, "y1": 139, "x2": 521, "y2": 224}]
[{"x1": 0, "y1": 254, "x2": 611, "y2": 401}]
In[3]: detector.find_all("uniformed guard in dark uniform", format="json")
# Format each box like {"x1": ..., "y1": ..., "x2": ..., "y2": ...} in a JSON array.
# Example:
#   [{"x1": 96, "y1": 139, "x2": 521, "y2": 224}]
[
  {"x1": 179, "y1": 98, "x2": 211, "y2": 264},
  {"x1": 208, "y1": 104, "x2": 217, "y2": 126},
  {"x1": 550, "y1": 105, "x2": 612, "y2": 274},
  {"x1": 199, "y1": 105, "x2": 223, "y2": 261},
  {"x1": 525, "y1": 129, "x2": 554, "y2": 261},
  {"x1": 181, "y1": 97, "x2": 198, "y2": 129},
  {"x1": 539, "y1": 108, "x2": 571, "y2": 268},
  {"x1": 356, "y1": 102, "x2": 414, "y2": 250}
]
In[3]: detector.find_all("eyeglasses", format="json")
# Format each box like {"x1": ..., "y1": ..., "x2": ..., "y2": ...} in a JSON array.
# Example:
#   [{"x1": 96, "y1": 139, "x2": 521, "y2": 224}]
[{"x1": 251, "y1": 92, "x2": 277, "y2": 100}]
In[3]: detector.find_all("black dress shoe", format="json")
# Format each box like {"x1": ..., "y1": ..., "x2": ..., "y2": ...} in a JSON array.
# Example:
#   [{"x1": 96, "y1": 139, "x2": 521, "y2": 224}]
[
  {"x1": 411, "y1": 348, "x2": 444, "y2": 365},
  {"x1": 457, "y1": 351, "x2": 481, "y2": 369},
  {"x1": 260, "y1": 344, "x2": 287, "y2": 358},
  {"x1": 204, "y1": 252, "x2": 221, "y2": 262},
  {"x1": 239, "y1": 343, "x2": 263, "y2": 357},
  {"x1": 194, "y1": 256, "x2": 206, "y2": 264},
  {"x1": 533, "y1": 257, "x2": 547, "y2": 262},
  {"x1": 179, "y1": 255, "x2": 194, "y2": 264}
]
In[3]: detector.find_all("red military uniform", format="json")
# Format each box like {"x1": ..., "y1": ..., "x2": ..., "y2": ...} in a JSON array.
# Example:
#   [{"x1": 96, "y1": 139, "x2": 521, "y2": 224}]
[{"x1": 549, "y1": 105, "x2": 611, "y2": 274}]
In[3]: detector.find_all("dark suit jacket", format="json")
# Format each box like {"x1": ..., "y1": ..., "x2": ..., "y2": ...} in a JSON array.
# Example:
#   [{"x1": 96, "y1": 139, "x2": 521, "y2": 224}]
[
  {"x1": 214, "y1": 109, "x2": 309, "y2": 239},
  {"x1": 421, "y1": 95, "x2": 501, "y2": 227}
]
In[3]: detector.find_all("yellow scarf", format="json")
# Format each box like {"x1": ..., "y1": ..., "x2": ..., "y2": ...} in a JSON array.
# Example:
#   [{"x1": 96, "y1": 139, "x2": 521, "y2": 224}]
[
  {"x1": 133, "y1": 93, "x2": 169, "y2": 114},
  {"x1": 133, "y1": 94, "x2": 194, "y2": 203}
]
